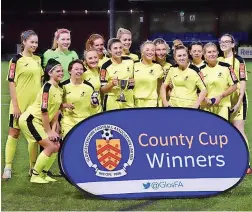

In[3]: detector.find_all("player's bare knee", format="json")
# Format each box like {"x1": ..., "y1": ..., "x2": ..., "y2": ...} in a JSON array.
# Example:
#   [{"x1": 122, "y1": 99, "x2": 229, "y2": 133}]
[{"x1": 9, "y1": 128, "x2": 20, "y2": 139}]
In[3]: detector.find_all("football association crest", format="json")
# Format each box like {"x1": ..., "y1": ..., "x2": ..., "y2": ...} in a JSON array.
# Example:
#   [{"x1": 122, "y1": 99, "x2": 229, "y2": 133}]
[{"x1": 83, "y1": 125, "x2": 134, "y2": 178}]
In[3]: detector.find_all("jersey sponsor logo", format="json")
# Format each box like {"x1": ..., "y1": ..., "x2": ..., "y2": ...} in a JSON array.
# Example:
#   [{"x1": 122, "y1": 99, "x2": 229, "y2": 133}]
[
  {"x1": 83, "y1": 125, "x2": 134, "y2": 178},
  {"x1": 135, "y1": 70, "x2": 140, "y2": 72},
  {"x1": 42, "y1": 92, "x2": 49, "y2": 109},
  {"x1": 66, "y1": 91, "x2": 71, "y2": 95},
  {"x1": 113, "y1": 71, "x2": 118, "y2": 74},
  {"x1": 24, "y1": 63, "x2": 28, "y2": 66},
  {"x1": 229, "y1": 67, "x2": 238, "y2": 81},
  {"x1": 9, "y1": 63, "x2": 16, "y2": 79},
  {"x1": 127, "y1": 67, "x2": 130, "y2": 72},
  {"x1": 149, "y1": 69, "x2": 154, "y2": 74},
  {"x1": 218, "y1": 72, "x2": 223, "y2": 78},
  {"x1": 60, "y1": 108, "x2": 248, "y2": 199},
  {"x1": 240, "y1": 64, "x2": 246, "y2": 79},
  {"x1": 100, "y1": 69, "x2": 106, "y2": 81},
  {"x1": 184, "y1": 76, "x2": 189, "y2": 80},
  {"x1": 174, "y1": 74, "x2": 178, "y2": 77},
  {"x1": 81, "y1": 91, "x2": 85, "y2": 97}
]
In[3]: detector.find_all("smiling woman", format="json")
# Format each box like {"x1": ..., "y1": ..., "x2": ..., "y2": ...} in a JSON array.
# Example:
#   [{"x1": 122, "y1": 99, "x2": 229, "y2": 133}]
[
  {"x1": 43, "y1": 28, "x2": 79, "y2": 81},
  {"x1": 2, "y1": 30, "x2": 44, "y2": 180}
]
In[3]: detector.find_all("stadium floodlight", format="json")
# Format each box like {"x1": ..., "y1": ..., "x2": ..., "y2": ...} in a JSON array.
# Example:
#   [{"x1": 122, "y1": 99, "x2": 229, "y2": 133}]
[
  {"x1": 40, "y1": 10, "x2": 43, "y2": 13},
  {"x1": 62, "y1": 10, "x2": 66, "y2": 13},
  {"x1": 85, "y1": 10, "x2": 88, "y2": 14},
  {"x1": 130, "y1": 9, "x2": 133, "y2": 14}
]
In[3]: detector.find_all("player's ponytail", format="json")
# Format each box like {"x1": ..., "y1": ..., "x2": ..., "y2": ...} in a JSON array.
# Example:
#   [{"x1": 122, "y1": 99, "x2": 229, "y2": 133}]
[{"x1": 20, "y1": 30, "x2": 37, "y2": 52}]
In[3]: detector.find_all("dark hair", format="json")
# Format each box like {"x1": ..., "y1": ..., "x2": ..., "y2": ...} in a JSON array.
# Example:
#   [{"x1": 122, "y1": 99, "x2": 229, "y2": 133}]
[
  {"x1": 20, "y1": 30, "x2": 37, "y2": 52},
  {"x1": 44, "y1": 59, "x2": 61, "y2": 82},
  {"x1": 189, "y1": 41, "x2": 203, "y2": 50},
  {"x1": 220, "y1": 33, "x2": 236, "y2": 69},
  {"x1": 68, "y1": 59, "x2": 85, "y2": 73}
]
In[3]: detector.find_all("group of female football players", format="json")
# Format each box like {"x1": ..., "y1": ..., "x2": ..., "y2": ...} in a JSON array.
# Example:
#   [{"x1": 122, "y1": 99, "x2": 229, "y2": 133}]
[{"x1": 2, "y1": 27, "x2": 251, "y2": 184}]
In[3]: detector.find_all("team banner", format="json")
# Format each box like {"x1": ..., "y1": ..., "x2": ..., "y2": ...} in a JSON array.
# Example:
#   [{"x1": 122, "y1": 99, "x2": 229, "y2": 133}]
[
  {"x1": 238, "y1": 47, "x2": 252, "y2": 58},
  {"x1": 59, "y1": 108, "x2": 249, "y2": 199}
]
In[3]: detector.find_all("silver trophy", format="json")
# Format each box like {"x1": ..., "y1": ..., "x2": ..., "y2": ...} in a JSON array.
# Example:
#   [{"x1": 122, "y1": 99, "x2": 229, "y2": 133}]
[{"x1": 116, "y1": 79, "x2": 128, "y2": 102}]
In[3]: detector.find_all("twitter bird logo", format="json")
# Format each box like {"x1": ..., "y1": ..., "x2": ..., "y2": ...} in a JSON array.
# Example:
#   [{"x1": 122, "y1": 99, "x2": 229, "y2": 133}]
[{"x1": 143, "y1": 182, "x2": 151, "y2": 189}]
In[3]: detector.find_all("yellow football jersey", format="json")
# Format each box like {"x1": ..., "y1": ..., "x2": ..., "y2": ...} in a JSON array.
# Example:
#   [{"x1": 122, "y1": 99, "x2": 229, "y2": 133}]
[
  {"x1": 134, "y1": 61, "x2": 163, "y2": 100},
  {"x1": 218, "y1": 55, "x2": 247, "y2": 82},
  {"x1": 100, "y1": 57, "x2": 134, "y2": 97},
  {"x1": 200, "y1": 61, "x2": 238, "y2": 107},
  {"x1": 82, "y1": 67, "x2": 101, "y2": 91},
  {"x1": 122, "y1": 53, "x2": 139, "y2": 62},
  {"x1": 98, "y1": 54, "x2": 110, "y2": 69},
  {"x1": 164, "y1": 64, "x2": 206, "y2": 105},
  {"x1": 60, "y1": 79, "x2": 96, "y2": 119},
  {"x1": 7, "y1": 54, "x2": 43, "y2": 113},
  {"x1": 26, "y1": 82, "x2": 63, "y2": 122}
]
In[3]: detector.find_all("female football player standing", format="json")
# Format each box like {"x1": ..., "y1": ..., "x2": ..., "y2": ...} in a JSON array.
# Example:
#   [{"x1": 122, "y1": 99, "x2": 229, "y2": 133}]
[
  {"x1": 116, "y1": 28, "x2": 139, "y2": 62},
  {"x1": 160, "y1": 45, "x2": 207, "y2": 108},
  {"x1": 2, "y1": 30, "x2": 43, "y2": 179},
  {"x1": 82, "y1": 49, "x2": 103, "y2": 114},
  {"x1": 43, "y1": 28, "x2": 79, "y2": 81},
  {"x1": 200, "y1": 42, "x2": 237, "y2": 120},
  {"x1": 189, "y1": 41, "x2": 205, "y2": 69},
  {"x1": 134, "y1": 40, "x2": 163, "y2": 107},
  {"x1": 100, "y1": 38, "x2": 134, "y2": 111},
  {"x1": 219, "y1": 34, "x2": 251, "y2": 174},
  {"x1": 85, "y1": 34, "x2": 110, "y2": 69}
]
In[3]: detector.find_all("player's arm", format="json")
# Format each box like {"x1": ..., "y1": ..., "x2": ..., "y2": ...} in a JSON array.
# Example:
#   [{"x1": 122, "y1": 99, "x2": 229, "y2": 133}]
[
  {"x1": 41, "y1": 84, "x2": 59, "y2": 141},
  {"x1": 232, "y1": 59, "x2": 247, "y2": 112},
  {"x1": 194, "y1": 73, "x2": 207, "y2": 108},
  {"x1": 100, "y1": 68, "x2": 118, "y2": 93},
  {"x1": 160, "y1": 71, "x2": 171, "y2": 107},
  {"x1": 214, "y1": 66, "x2": 238, "y2": 105},
  {"x1": 7, "y1": 60, "x2": 21, "y2": 119}
]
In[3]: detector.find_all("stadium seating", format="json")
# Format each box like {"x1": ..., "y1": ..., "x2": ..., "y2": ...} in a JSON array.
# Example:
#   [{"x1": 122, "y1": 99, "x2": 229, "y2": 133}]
[{"x1": 149, "y1": 32, "x2": 249, "y2": 45}]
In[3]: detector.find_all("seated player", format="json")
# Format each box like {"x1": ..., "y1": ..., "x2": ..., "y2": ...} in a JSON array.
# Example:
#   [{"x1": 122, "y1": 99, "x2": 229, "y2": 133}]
[
  {"x1": 19, "y1": 59, "x2": 63, "y2": 183},
  {"x1": 60, "y1": 60, "x2": 99, "y2": 138}
]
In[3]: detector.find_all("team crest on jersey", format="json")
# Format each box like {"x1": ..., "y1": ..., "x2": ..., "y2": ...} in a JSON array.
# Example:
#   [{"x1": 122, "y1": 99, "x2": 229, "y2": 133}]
[
  {"x1": 83, "y1": 124, "x2": 134, "y2": 178},
  {"x1": 218, "y1": 72, "x2": 223, "y2": 77},
  {"x1": 240, "y1": 64, "x2": 246, "y2": 79}
]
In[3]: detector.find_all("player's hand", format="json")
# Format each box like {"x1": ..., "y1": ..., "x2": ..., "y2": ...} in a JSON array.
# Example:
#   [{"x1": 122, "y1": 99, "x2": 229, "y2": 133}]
[
  {"x1": 48, "y1": 131, "x2": 59, "y2": 142},
  {"x1": 213, "y1": 95, "x2": 223, "y2": 105},
  {"x1": 231, "y1": 101, "x2": 241, "y2": 113},
  {"x1": 163, "y1": 101, "x2": 170, "y2": 107},
  {"x1": 128, "y1": 78, "x2": 135, "y2": 86},
  {"x1": 112, "y1": 77, "x2": 119, "y2": 86},
  {"x1": 205, "y1": 98, "x2": 212, "y2": 105},
  {"x1": 62, "y1": 103, "x2": 75, "y2": 110},
  {"x1": 192, "y1": 103, "x2": 199, "y2": 109},
  {"x1": 13, "y1": 106, "x2": 21, "y2": 119}
]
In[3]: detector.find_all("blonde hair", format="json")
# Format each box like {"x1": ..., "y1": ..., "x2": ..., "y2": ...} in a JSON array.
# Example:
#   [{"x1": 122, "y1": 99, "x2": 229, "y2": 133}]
[
  {"x1": 173, "y1": 39, "x2": 183, "y2": 48},
  {"x1": 116, "y1": 28, "x2": 131, "y2": 39},
  {"x1": 85, "y1": 34, "x2": 105, "y2": 51},
  {"x1": 20, "y1": 30, "x2": 37, "y2": 52},
  {"x1": 52, "y1": 28, "x2": 71, "y2": 49},
  {"x1": 153, "y1": 38, "x2": 170, "y2": 53},
  {"x1": 203, "y1": 42, "x2": 218, "y2": 54},
  {"x1": 83, "y1": 49, "x2": 97, "y2": 61},
  {"x1": 140, "y1": 40, "x2": 155, "y2": 53}
]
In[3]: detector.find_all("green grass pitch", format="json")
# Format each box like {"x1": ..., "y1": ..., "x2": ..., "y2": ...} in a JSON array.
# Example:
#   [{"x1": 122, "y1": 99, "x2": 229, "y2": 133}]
[{"x1": 1, "y1": 61, "x2": 252, "y2": 211}]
